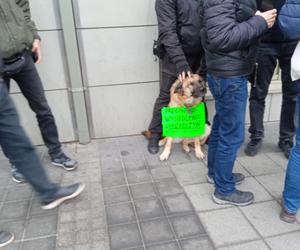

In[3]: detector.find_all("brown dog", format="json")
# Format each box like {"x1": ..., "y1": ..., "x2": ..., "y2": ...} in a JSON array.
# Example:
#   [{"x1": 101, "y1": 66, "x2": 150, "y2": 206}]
[{"x1": 159, "y1": 74, "x2": 211, "y2": 161}]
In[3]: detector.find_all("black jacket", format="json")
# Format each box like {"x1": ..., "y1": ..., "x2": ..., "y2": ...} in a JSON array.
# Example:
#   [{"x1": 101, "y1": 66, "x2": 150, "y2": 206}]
[
  {"x1": 259, "y1": 0, "x2": 294, "y2": 43},
  {"x1": 0, "y1": 53, "x2": 3, "y2": 77},
  {"x1": 200, "y1": 0, "x2": 268, "y2": 77},
  {"x1": 156, "y1": 0, "x2": 203, "y2": 75}
]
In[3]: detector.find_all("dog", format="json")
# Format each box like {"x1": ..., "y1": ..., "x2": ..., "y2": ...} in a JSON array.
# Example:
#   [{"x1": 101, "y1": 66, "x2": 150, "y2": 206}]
[{"x1": 159, "y1": 74, "x2": 211, "y2": 161}]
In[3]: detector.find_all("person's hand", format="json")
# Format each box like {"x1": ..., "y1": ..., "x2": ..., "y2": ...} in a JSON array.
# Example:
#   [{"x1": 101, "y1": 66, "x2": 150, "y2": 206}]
[
  {"x1": 178, "y1": 71, "x2": 191, "y2": 82},
  {"x1": 255, "y1": 9, "x2": 277, "y2": 29},
  {"x1": 31, "y1": 39, "x2": 42, "y2": 64}
]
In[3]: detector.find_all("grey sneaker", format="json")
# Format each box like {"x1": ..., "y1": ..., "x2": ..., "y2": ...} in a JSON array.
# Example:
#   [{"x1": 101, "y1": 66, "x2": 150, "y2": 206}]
[
  {"x1": 11, "y1": 165, "x2": 26, "y2": 184},
  {"x1": 280, "y1": 207, "x2": 297, "y2": 224},
  {"x1": 207, "y1": 173, "x2": 245, "y2": 185},
  {"x1": 0, "y1": 231, "x2": 14, "y2": 248},
  {"x1": 51, "y1": 152, "x2": 77, "y2": 171},
  {"x1": 212, "y1": 189, "x2": 254, "y2": 206},
  {"x1": 244, "y1": 139, "x2": 262, "y2": 157}
]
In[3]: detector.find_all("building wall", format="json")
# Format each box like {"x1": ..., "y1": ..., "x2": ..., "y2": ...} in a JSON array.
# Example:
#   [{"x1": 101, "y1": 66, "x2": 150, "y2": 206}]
[{"x1": 11, "y1": 0, "x2": 282, "y2": 144}]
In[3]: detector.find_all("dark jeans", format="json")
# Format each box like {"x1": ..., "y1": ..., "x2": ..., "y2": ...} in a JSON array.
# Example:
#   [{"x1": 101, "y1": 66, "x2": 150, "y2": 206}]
[
  {"x1": 0, "y1": 82, "x2": 58, "y2": 201},
  {"x1": 148, "y1": 55, "x2": 204, "y2": 135},
  {"x1": 249, "y1": 42, "x2": 298, "y2": 143},
  {"x1": 3, "y1": 51, "x2": 61, "y2": 157},
  {"x1": 207, "y1": 74, "x2": 248, "y2": 195}
]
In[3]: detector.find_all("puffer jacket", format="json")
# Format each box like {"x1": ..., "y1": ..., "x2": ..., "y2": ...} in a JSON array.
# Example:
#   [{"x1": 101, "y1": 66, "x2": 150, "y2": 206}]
[
  {"x1": 200, "y1": 0, "x2": 268, "y2": 77},
  {"x1": 0, "y1": 0, "x2": 38, "y2": 59},
  {"x1": 156, "y1": 0, "x2": 203, "y2": 74}
]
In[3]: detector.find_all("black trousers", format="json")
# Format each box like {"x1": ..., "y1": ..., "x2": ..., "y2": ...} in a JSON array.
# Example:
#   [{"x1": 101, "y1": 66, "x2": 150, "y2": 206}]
[
  {"x1": 4, "y1": 51, "x2": 61, "y2": 157},
  {"x1": 148, "y1": 54, "x2": 206, "y2": 135},
  {"x1": 0, "y1": 81, "x2": 58, "y2": 200},
  {"x1": 248, "y1": 41, "x2": 298, "y2": 143}
]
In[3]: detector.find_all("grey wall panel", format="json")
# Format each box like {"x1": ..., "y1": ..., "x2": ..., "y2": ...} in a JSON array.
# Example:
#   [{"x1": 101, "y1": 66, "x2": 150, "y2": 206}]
[
  {"x1": 89, "y1": 82, "x2": 159, "y2": 138},
  {"x1": 78, "y1": 27, "x2": 159, "y2": 87},
  {"x1": 269, "y1": 93, "x2": 282, "y2": 121},
  {"x1": 73, "y1": 0, "x2": 156, "y2": 28},
  {"x1": 30, "y1": 0, "x2": 61, "y2": 30},
  {"x1": 11, "y1": 90, "x2": 75, "y2": 145}
]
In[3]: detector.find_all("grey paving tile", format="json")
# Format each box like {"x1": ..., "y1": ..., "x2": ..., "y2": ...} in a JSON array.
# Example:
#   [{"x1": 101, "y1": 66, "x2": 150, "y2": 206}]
[
  {"x1": 171, "y1": 162, "x2": 207, "y2": 186},
  {"x1": 23, "y1": 236, "x2": 56, "y2": 250},
  {"x1": 1, "y1": 243, "x2": 20, "y2": 250},
  {"x1": 0, "y1": 176, "x2": 10, "y2": 187},
  {"x1": 140, "y1": 218, "x2": 174, "y2": 244},
  {"x1": 151, "y1": 167, "x2": 174, "y2": 180},
  {"x1": 255, "y1": 172, "x2": 285, "y2": 199},
  {"x1": 135, "y1": 199, "x2": 165, "y2": 220},
  {"x1": 24, "y1": 214, "x2": 57, "y2": 239},
  {"x1": 106, "y1": 202, "x2": 136, "y2": 225},
  {"x1": 265, "y1": 152, "x2": 288, "y2": 169},
  {"x1": 59, "y1": 210, "x2": 75, "y2": 224},
  {"x1": 145, "y1": 155, "x2": 169, "y2": 169},
  {"x1": 240, "y1": 201, "x2": 300, "y2": 237},
  {"x1": 102, "y1": 171, "x2": 126, "y2": 187},
  {"x1": 127, "y1": 169, "x2": 151, "y2": 184},
  {"x1": 0, "y1": 219, "x2": 25, "y2": 241},
  {"x1": 130, "y1": 183, "x2": 156, "y2": 200},
  {"x1": 103, "y1": 186, "x2": 130, "y2": 205},
  {"x1": 233, "y1": 160, "x2": 251, "y2": 177},
  {"x1": 109, "y1": 223, "x2": 142, "y2": 250},
  {"x1": 170, "y1": 214, "x2": 206, "y2": 239},
  {"x1": 163, "y1": 194, "x2": 193, "y2": 215},
  {"x1": 198, "y1": 207, "x2": 259, "y2": 247},
  {"x1": 29, "y1": 198, "x2": 58, "y2": 217},
  {"x1": 238, "y1": 177, "x2": 273, "y2": 203},
  {"x1": 123, "y1": 157, "x2": 147, "y2": 171},
  {"x1": 75, "y1": 230, "x2": 91, "y2": 245},
  {"x1": 100, "y1": 158, "x2": 123, "y2": 174},
  {"x1": 0, "y1": 200, "x2": 29, "y2": 220},
  {"x1": 4, "y1": 184, "x2": 32, "y2": 202},
  {"x1": 218, "y1": 240, "x2": 269, "y2": 250},
  {"x1": 147, "y1": 242, "x2": 179, "y2": 250},
  {"x1": 155, "y1": 179, "x2": 183, "y2": 197},
  {"x1": 184, "y1": 183, "x2": 230, "y2": 212},
  {"x1": 180, "y1": 236, "x2": 214, "y2": 250},
  {"x1": 238, "y1": 154, "x2": 284, "y2": 176},
  {"x1": 266, "y1": 231, "x2": 300, "y2": 250},
  {"x1": 57, "y1": 232, "x2": 75, "y2": 247}
]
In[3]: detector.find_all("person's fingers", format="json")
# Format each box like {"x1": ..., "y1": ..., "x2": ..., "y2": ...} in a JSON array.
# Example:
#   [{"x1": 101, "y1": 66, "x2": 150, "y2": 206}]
[{"x1": 187, "y1": 71, "x2": 191, "y2": 78}]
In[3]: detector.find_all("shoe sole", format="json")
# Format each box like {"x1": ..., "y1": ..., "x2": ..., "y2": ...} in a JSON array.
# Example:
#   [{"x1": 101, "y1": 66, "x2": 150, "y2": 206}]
[
  {"x1": 41, "y1": 183, "x2": 85, "y2": 210},
  {"x1": 207, "y1": 176, "x2": 244, "y2": 186},
  {"x1": 51, "y1": 162, "x2": 77, "y2": 171},
  {"x1": 280, "y1": 214, "x2": 296, "y2": 224},
  {"x1": 0, "y1": 234, "x2": 14, "y2": 248},
  {"x1": 212, "y1": 193, "x2": 254, "y2": 207},
  {"x1": 12, "y1": 176, "x2": 26, "y2": 184}
]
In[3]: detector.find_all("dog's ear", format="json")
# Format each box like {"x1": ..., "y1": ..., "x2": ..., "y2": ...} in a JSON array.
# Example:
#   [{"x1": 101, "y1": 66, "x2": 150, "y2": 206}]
[{"x1": 174, "y1": 82, "x2": 183, "y2": 95}]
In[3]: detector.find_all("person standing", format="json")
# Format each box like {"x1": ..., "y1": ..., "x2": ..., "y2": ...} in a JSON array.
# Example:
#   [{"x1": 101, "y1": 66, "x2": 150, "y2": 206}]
[
  {"x1": 147, "y1": 0, "x2": 205, "y2": 154},
  {"x1": 200, "y1": 0, "x2": 276, "y2": 206},
  {"x1": 245, "y1": 0, "x2": 299, "y2": 159},
  {"x1": 0, "y1": 0, "x2": 77, "y2": 183}
]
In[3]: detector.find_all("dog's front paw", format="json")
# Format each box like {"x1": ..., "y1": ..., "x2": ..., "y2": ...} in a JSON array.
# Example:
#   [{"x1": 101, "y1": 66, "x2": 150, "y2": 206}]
[
  {"x1": 195, "y1": 151, "x2": 205, "y2": 159},
  {"x1": 183, "y1": 144, "x2": 190, "y2": 153},
  {"x1": 160, "y1": 151, "x2": 170, "y2": 161}
]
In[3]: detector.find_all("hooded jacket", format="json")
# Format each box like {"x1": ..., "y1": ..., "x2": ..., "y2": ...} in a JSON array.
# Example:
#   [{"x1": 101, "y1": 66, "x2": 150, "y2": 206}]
[{"x1": 0, "y1": 0, "x2": 38, "y2": 59}]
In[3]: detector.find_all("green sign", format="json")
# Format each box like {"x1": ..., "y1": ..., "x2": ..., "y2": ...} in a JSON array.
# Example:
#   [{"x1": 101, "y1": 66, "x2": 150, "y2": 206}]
[{"x1": 162, "y1": 103, "x2": 206, "y2": 138}]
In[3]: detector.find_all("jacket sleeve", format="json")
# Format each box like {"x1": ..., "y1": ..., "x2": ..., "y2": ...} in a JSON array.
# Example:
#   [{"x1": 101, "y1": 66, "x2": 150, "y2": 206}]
[
  {"x1": 155, "y1": 0, "x2": 190, "y2": 74},
  {"x1": 205, "y1": 0, "x2": 268, "y2": 52},
  {"x1": 15, "y1": 0, "x2": 39, "y2": 40}
]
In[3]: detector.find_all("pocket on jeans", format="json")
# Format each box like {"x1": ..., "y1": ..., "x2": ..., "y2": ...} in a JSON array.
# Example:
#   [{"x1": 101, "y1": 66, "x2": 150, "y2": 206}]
[{"x1": 207, "y1": 75, "x2": 221, "y2": 98}]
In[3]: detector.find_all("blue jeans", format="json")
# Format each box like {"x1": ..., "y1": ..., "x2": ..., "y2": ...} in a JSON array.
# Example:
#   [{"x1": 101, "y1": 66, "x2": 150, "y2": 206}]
[
  {"x1": 283, "y1": 85, "x2": 300, "y2": 213},
  {"x1": 0, "y1": 82, "x2": 59, "y2": 201},
  {"x1": 207, "y1": 74, "x2": 248, "y2": 195}
]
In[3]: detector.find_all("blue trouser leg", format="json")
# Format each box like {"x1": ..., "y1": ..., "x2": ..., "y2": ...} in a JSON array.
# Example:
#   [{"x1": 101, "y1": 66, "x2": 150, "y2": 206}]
[
  {"x1": 0, "y1": 82, "x2": 59, "y2": 201},
  {"x1": 283, "y1": 91, "x2": 300, "y2": 213},
  {"x1": 207, "y1": 75, "x2": 248, "y2": 195}
]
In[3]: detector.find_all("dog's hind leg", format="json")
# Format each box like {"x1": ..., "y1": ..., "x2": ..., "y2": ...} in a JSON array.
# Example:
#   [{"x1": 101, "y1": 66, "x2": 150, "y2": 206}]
[
  {"x1": 194, "y1": 138, "x2": 205, "y2": 159},
  {"x1": 160, "y1": 137, "x2": 173, "y2": 161},
  {"x1": 182, "y1": 139, "x2": 190, "y2": 153}
]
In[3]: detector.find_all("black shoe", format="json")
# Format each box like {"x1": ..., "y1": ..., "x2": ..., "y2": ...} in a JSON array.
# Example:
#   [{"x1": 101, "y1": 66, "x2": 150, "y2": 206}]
[
  {"x1": 212, "y1": 189, "x2": 254, "y2": 206},
  {"x1": 148, "y1": 136, "x2": 160, "y2": 154},
  {"x1": 11, "y1": 165, "x2": 26, "y2": 184},
  {"x1": 41, "y1": 183, "x2": 85, "y2": 210},
  {"x1": 207, "y1": 173, "x2": 245, "y2": 185},
  {"x1": 51, "y1": 152, "x2": 77, "y2": 171},
  {"x1": 278, "y1": 141, "x2": 293, "y2": 159},
  {"x1": 244, "y1": 139, "x2": 262, "y2": 156},
  {"x1": 280, "y1": 206, "x2": 297, "y2": 224},
  {"x1": 0, "y1": 231, "x2": 14, "y2": 248}
]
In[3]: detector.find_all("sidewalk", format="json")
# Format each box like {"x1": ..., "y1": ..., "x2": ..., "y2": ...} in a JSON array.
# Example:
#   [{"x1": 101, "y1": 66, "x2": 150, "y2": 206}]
[{"x1": 0, "y1": 122, "x2": 299, "y2": 250}]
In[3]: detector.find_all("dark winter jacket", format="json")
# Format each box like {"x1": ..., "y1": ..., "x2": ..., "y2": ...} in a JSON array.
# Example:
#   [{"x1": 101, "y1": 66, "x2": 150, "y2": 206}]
[
  {"x1": 259, "y1": 0, "x2": 294, "y2": 43},
  {"x1": 0, "y1": 0, "x2": 39, "y2": 59},
  {"x1": 156, "y1": 0, "x2": 203, "y2": 75},
  {"x1": 200, "y1": 0, "x2": 268, "y2": 77}
]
